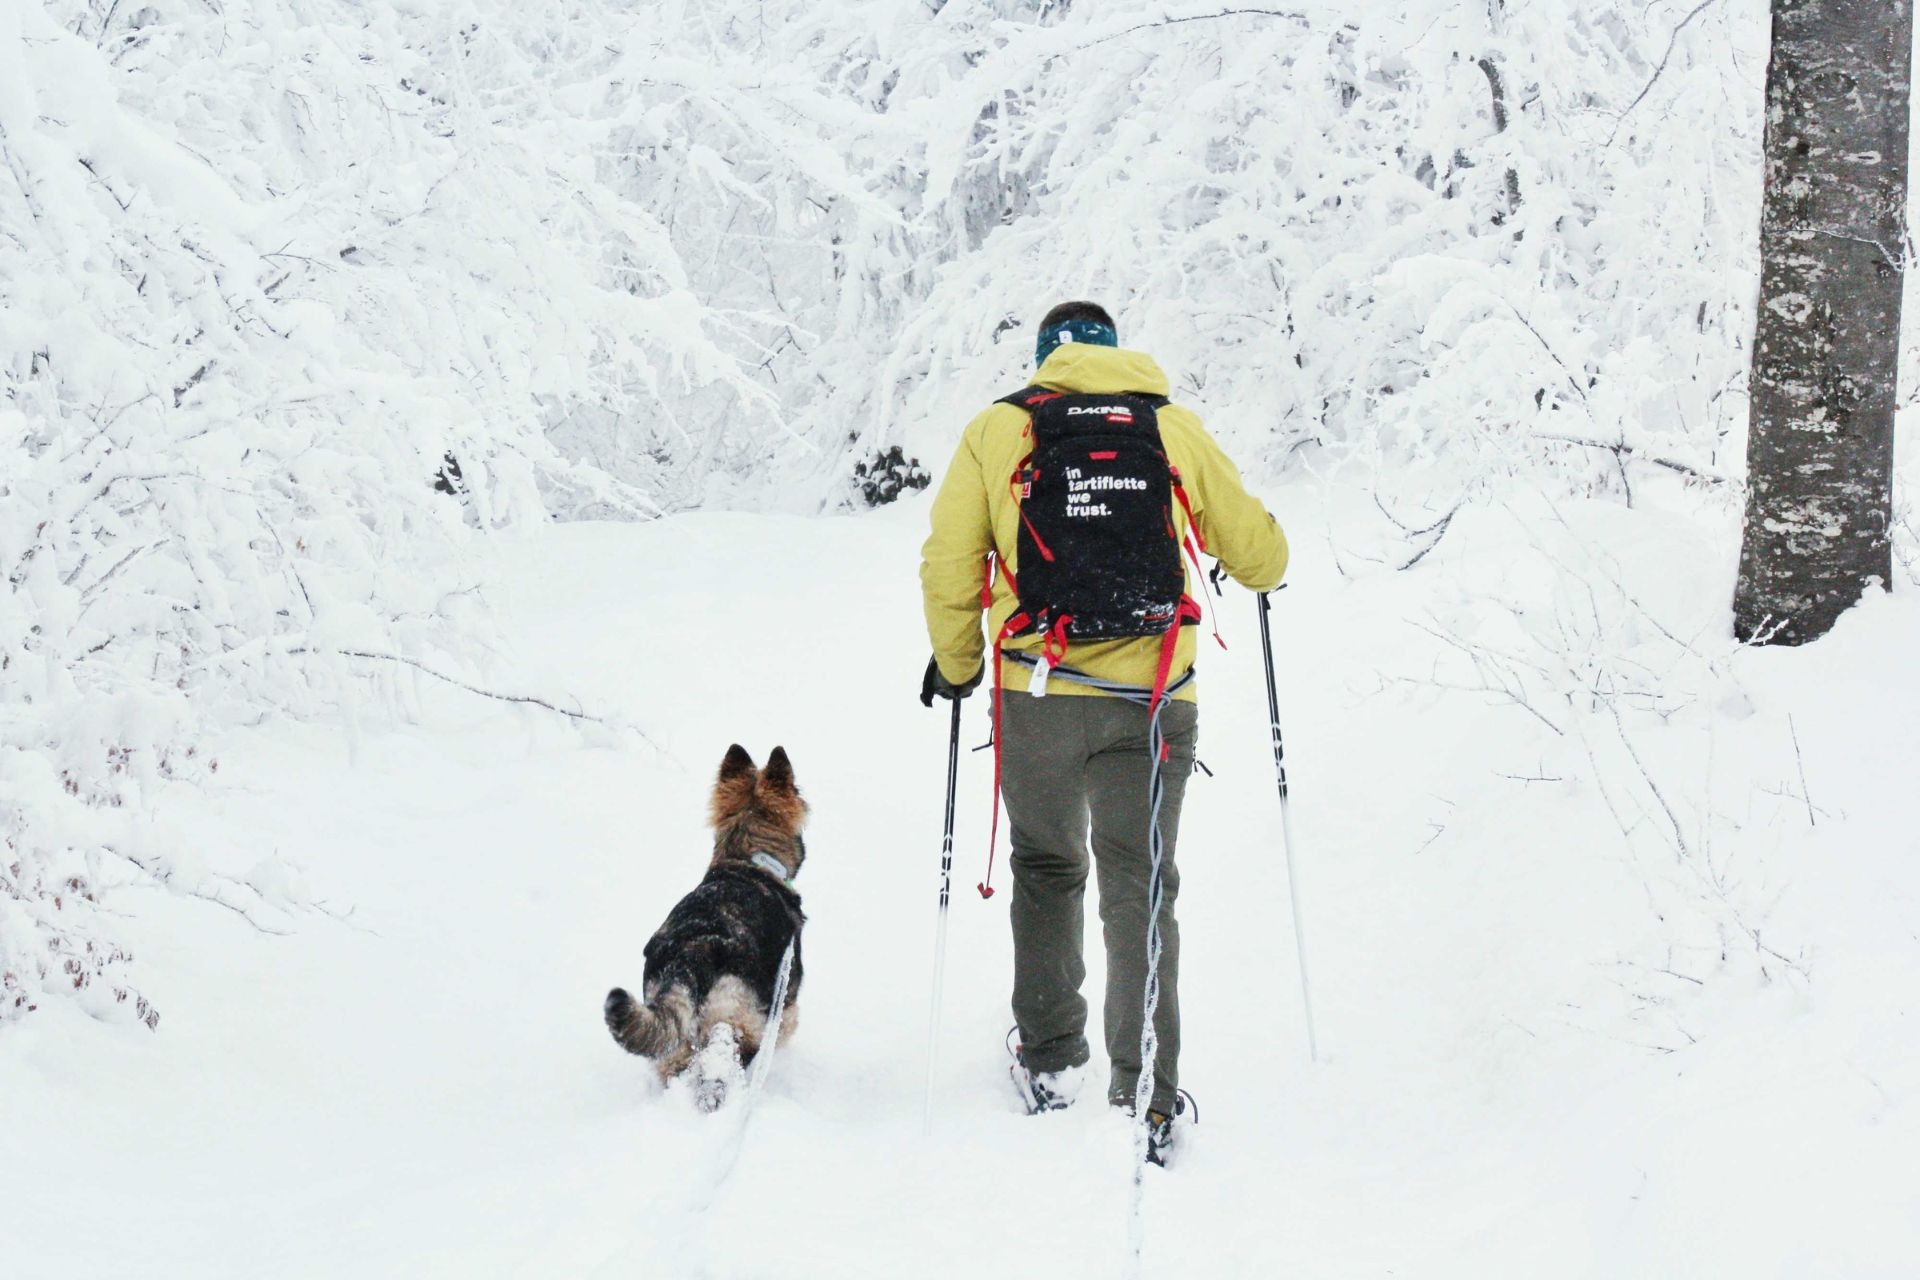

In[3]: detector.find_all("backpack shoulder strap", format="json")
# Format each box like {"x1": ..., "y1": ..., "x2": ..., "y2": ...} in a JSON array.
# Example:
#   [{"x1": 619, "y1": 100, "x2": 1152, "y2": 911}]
[
  {"x1": 998, "y1": 386, "x2": 1171, "y2": 411},
  {"x1": 996, "y1": 385, "x2": 1065, "y2": 410}
]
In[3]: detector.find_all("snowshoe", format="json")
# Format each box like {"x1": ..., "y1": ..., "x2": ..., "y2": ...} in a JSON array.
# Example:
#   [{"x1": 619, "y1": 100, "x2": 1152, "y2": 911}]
[
  {"x1": 1144, "y1": 1090, "x2": 1198, "y2": 1167},
  {"x1": 1006, "y1": 1026, "x2": 1084, "y2": 1115}
]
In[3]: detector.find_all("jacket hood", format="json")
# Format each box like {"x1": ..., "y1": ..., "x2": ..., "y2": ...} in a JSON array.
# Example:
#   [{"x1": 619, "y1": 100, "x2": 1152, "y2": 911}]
[{"x1": 1034, "y1": 345, "x2": 1171, "y2": 397}]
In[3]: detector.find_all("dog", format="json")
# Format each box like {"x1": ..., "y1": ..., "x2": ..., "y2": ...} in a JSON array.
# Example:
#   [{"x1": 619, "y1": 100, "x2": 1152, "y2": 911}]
[{"x1": 604, "y1": 744, "x2": 807, "y2": 1105}]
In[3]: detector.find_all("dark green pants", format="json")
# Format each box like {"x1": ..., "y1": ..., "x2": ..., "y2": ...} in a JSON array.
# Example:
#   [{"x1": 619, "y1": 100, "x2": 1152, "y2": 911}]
[{"x1": 999, "y1": 692, "x2": 1198, "y2": 1115}]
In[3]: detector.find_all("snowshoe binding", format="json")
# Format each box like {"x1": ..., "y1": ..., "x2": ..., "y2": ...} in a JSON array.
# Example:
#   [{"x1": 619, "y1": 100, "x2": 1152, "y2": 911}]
[{"x1": 1144, "y1": 1090, "x2": 1198, "y2": 1167}]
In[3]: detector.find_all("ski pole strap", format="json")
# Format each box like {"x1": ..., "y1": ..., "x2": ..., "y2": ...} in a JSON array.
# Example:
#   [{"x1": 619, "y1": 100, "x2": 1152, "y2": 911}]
[{"x1": 997, "y1": 649, "x2": 1196, "y2": 707}]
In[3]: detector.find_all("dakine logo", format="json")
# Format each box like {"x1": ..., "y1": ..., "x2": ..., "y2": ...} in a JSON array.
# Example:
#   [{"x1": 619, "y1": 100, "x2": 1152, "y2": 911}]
[{"x1": 1066, "y1": 405, "x2": 1133, "y2": 416}]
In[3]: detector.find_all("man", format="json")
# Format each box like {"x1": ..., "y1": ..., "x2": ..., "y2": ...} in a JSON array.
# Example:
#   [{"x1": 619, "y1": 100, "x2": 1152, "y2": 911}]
[{"x1": 918, "y1": 301, "x2": 1287, "y2": 1163}]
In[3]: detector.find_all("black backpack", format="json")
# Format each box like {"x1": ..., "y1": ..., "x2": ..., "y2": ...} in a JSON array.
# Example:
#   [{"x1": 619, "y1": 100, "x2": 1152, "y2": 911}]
[
  {"x1": 972, "y1": 386, "x2": 1215, "y2": 900},
  {"x1": 993, "y1": 386, "x2": 1205, "y2": 652}
]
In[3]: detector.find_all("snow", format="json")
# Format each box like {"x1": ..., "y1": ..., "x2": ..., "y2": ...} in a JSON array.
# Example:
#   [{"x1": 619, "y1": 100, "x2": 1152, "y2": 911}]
[
  {"x1": 6, "y1": 490, "x2": 1917, "y2": 1277},
  {"x1": 7, "y1": 1, "x2": 1920, "y2": 1274}
]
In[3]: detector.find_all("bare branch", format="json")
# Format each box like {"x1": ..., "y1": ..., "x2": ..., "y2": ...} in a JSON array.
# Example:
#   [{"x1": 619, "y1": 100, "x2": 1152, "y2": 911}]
[
  {"x1": 1398, "y1": 502, "x2": 1463, "y2": 570},
  {"x1": 316, "y1": 647, "x2": 617, "y2": 728},
  {"x1": 1608, "y1": 702, "x2": 1689, "y2": 860},
  {"x1": 113, "y1": 850, "x2": 294, "y2": 937},
  {"x1": 1606, "y1": 0, "x2": 1723, "y2": 148},
  {"x1": 1788, "y1": 714, "x2": 1815, "y2": 827},
  {"x1": 1069, "y1": 7, "x2": 1315, "y2": 55},
  {"x1": 1530, "y1": 432, "x2": 1732, "y2": 486}
]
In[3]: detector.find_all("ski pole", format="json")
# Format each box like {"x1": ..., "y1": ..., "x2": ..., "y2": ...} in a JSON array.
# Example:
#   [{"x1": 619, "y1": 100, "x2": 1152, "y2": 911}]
[
  {"x1": 1259, "y1": 589, "x2": 1320, "y2": 1062},
  {"x1": 923, "y1": 696, "x2": 963, "y2": 1133}
]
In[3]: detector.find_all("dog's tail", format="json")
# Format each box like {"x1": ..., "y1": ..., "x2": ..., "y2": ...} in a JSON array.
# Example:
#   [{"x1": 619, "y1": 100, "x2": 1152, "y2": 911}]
[{"x1": 604, "y1": 985, "x2": 691, "y2": 1059}]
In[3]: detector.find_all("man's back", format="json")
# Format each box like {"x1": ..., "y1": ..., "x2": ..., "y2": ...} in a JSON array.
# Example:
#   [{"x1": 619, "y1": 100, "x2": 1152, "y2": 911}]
[{"x1": 920, "y1": 342, "x2": 1289, "y2": 697}]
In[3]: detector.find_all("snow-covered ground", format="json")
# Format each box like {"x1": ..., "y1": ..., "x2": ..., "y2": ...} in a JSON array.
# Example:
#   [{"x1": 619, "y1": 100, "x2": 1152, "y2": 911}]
[{"x1": 6, "y1": 486, "x2": 1918, "y2": 1278}]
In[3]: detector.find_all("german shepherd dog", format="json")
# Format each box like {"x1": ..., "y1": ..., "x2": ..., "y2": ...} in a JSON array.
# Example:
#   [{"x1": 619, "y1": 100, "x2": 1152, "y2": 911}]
[{"x1": 604, "y1": 745, "x2": 807, "y2": 1106}]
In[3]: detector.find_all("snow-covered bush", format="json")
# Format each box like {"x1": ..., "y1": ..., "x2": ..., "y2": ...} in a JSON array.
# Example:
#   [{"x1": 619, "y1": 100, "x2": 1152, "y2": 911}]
[
  {"x1": 1, "y1": 0, "x2": 791, "y2": 1023},
  {"x1": 1389, "y1": 489, "x2": 1816, "y2": 1011}
]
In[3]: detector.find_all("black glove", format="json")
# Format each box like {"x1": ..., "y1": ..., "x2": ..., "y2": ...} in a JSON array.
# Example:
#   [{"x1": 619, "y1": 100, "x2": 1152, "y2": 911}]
[{"x1": 920, "y1": 655, "x2": 984, "y2": 707}]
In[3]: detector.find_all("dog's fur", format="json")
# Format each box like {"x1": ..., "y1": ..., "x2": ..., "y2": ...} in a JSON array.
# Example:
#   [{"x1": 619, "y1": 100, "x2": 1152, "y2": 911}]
[{"x1": 604, "y1": 745, "x2": 808, "y2": 1098}]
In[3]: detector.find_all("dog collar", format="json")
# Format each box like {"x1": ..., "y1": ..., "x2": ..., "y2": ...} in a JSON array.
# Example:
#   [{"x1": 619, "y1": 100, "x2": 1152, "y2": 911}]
[{"x1": 750, "y1": 851, "x2": 794, "y2": 884}]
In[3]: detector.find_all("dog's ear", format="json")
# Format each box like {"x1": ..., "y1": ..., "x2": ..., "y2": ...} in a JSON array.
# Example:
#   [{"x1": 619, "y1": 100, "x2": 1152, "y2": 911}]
[
  {"x1": 761, "y1": 746, "x2": 796, "y2": 795},
  {"x1": 756, "y1": 746, "x2": 808, "y2": 827},
  {"x1": 718, "y1": 744, "x2": 757, "y2": 783},
  {"x1": 711, "y1": 744, "x2": 759, "y2": 827}
]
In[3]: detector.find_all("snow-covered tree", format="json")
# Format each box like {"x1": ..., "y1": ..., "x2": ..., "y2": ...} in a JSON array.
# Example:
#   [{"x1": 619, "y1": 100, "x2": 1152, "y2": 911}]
[{"x1": 0, "y1": 0, "x2": 798, "y2": 1022}]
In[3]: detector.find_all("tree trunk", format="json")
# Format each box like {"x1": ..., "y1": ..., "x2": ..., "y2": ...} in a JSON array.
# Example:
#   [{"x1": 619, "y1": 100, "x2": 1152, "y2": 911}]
[{"x1": 1734, "y1": 0, "x2": 1910, "y2": 645}]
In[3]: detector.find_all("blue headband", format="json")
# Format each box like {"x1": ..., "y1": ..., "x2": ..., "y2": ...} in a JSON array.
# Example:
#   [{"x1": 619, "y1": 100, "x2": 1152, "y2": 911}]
[{"x1": 1036, "y1": 318, "x2": 1117, "y2": 368}]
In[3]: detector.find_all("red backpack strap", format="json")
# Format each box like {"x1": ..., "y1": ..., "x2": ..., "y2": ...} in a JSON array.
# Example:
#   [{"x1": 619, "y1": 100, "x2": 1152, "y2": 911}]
[
  {"x1": 981, "y1": 609, "x2": 1032, "y2": 898},
  {"x1": 1149, "y1": 597, "x2": 1207, "y2": 720},
  {"x1": 996, "y1": 385, "x2": 1065, "y2": 410},
  {"x1": 1006, "y1": 449, "x2": 1057, "y2": 564},
  {"x1": 1169, "y1": 465, "x2": 1206, "y2": 552},
  {"x1": 1041, "y1": 614, "x2": 1073, "y2": 669},
  {"x1": 1168, "y1": 465, "x2": 1225, "y2": 650},
  {"x1": 982, "y1": 552, "x2": 1021, "y2": 608}
]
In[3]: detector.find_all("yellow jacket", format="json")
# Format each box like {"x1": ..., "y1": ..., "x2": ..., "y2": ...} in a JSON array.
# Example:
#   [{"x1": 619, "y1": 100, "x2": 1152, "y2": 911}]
[{"x1": 919, "y1": 344, "x2": 1287, "y2": 701}]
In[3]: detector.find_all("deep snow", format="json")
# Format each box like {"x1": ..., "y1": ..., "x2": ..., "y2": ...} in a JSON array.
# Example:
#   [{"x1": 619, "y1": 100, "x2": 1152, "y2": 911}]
[{"x1": 5, "y1": 485, "x2": 1918, "y2": 1279}]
